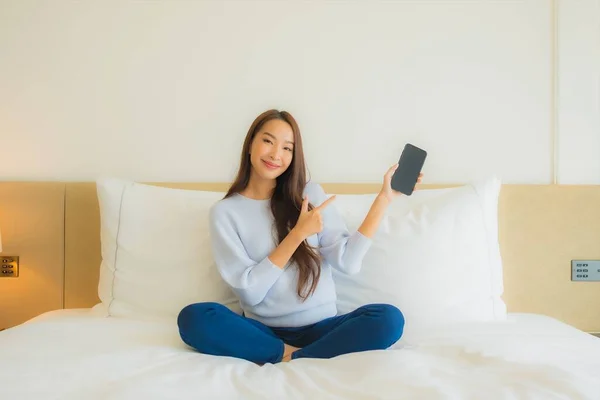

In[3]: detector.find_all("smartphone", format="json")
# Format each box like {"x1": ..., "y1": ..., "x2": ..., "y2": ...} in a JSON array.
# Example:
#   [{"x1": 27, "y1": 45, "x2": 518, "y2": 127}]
[{"x1": 391, "y1": 143, "x2": 427, "y2": 196}]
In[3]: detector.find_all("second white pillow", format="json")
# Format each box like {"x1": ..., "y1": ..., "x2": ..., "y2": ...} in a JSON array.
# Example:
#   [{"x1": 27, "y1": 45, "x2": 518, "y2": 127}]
[{"x1": 331, "y1": 177, "x2": 505, "y2": 332}]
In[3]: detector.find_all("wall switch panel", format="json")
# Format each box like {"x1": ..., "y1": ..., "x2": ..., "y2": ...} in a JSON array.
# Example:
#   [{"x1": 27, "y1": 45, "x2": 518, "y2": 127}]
[
  {"x1": 571, "y1": 260, "x2": 600, "y2": 281},
  {"x1": 0, "y1": 256, "x2": 19, "y2": 278}
]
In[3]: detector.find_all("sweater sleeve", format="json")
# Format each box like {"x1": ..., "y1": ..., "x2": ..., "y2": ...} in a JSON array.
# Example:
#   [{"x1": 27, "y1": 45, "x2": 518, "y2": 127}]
[
  {"x1": 307, "y1": 183, "x2": 373, "y2": 275},
  {"x1": 209, "y1": 204, "x2": 285, "y2": 306}
]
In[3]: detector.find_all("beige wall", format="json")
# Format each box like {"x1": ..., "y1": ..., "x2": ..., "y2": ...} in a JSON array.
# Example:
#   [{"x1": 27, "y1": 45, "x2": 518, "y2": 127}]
[
  {"x1": 0, "y1": 0, "x2": 581, "y2": 185},
  {"x1": 1, "y1": 1, "x2": 598, "y2": 185}
]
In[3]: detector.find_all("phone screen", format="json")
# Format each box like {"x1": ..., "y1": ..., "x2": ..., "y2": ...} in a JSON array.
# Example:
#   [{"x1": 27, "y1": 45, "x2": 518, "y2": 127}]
[{"x1": 390, "y1": 143, "x2": 427, "y2": 195}]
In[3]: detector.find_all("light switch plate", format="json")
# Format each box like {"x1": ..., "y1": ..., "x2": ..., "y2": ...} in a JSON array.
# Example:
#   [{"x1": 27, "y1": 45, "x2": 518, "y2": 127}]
[
  {"x1": 571, "y1": 260, "x2": 600, "y2": 281},
  {"x1": 0, "y1": 256, "x2": 19, "y2": 278}
]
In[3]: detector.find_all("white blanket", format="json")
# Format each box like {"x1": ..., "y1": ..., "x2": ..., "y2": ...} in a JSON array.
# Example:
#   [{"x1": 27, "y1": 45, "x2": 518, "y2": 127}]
[{"x1": 1, "y1": 310, "x2": 599, "y2": 399}]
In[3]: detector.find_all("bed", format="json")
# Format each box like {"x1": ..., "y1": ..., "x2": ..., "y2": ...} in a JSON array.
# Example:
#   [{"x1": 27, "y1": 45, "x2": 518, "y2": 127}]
[
  {"x1": 1, "y1": 177, "x2": 600, "y2": 399},
  {"x1": 2, "y1": 308, "x2": 599, "y2": 399}
]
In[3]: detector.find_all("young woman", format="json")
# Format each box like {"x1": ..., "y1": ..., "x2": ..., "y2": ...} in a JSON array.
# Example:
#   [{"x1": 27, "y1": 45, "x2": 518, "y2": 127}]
[{"x1": 177, "y1": 109, "x2": 422, "y2": 365}]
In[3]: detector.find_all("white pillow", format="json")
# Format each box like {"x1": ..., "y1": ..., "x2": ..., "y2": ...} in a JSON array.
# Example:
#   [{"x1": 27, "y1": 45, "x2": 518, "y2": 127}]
[
  {"x1": 96, "y1": 178, "x2": 239, "y2": 320},
  {"x1": 331, "y1": 177, "x2": 505, "y2": 331}
]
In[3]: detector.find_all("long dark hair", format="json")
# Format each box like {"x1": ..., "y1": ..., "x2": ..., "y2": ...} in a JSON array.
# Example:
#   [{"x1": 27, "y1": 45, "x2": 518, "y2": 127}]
[{"x1": 224, "y1": 109, "x2": 321, "y2": 300}]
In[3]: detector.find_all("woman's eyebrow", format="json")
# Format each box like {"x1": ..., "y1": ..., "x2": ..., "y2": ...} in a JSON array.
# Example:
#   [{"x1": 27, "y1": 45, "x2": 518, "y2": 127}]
[{"x1": 262, "y1": 131, "x2": 294, "y2": 144}]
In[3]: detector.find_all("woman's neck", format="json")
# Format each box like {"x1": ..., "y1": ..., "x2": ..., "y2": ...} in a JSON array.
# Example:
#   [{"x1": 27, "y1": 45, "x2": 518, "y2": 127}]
[{"x1": 241, "y1": 173, "x2": 276, "y2": 200}]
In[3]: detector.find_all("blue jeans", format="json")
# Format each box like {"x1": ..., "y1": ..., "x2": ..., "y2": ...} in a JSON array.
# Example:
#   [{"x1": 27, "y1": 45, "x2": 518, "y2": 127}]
[{"x1": 177, "y1": 302, "x2": 404, "y2": 364}]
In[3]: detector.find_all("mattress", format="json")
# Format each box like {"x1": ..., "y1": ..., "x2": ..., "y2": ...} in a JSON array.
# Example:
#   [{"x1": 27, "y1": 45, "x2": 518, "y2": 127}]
[{"x1": 1, "y1": 309, "x2": 599, "y2": 400}]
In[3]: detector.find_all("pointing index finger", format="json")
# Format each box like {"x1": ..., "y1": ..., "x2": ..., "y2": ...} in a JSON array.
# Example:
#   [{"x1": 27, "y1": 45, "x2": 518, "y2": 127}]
[{"x1": 315, "y1": 195, "x2": 336, "y2": 211}]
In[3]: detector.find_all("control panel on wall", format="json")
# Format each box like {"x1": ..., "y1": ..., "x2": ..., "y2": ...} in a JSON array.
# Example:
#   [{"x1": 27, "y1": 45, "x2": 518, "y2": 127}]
[
  {"x1": 1, "y1": 256, "x2": 19, "y2": 278},
  {"x1": 571, "y1": 260, "x2": 600, "y2": 281}
]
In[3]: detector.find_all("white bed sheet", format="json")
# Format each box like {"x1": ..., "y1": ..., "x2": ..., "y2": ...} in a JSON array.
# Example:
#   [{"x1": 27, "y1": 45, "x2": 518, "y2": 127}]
[{"x1": 1, "y1": 309, "x2": 599, "y2": 400}]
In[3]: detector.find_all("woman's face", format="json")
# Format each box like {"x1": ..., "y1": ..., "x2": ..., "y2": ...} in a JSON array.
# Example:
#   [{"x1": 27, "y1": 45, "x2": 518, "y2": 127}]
[{"x1": 249, "y1": 119, "x2": 295, "y2": 181}]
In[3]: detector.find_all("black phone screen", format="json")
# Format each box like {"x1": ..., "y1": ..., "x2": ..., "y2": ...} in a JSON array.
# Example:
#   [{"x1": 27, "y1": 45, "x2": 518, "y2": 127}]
[{"x1": 390, "y1": 143, "x2": 427, "y2": 195}]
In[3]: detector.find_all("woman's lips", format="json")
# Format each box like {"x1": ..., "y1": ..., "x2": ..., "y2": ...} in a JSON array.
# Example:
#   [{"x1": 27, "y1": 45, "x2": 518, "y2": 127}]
[{"x1": 262, "y1": 160, "x2": 280, "y2": 169}]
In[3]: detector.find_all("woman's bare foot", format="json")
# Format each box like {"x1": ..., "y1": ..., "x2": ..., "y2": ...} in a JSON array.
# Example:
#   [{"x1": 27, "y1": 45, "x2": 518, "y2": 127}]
[{"x1": 281, "y1": 344, "x2": 300, "y2": 362}]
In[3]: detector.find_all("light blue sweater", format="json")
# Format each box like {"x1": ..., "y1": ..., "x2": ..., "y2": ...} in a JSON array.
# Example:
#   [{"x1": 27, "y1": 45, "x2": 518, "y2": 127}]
[{"x1": 208, "y1": 181, "x2": 372, "y2": 328}]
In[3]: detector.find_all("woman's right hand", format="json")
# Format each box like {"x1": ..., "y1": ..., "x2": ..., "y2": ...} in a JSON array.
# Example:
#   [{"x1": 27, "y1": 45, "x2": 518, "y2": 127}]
[{"x1": 293, "y1": 195, "x2": 337, "y2": 239}]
